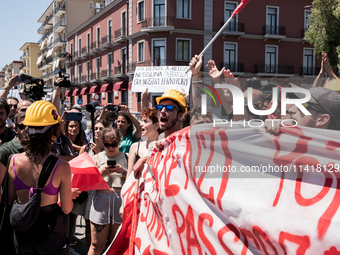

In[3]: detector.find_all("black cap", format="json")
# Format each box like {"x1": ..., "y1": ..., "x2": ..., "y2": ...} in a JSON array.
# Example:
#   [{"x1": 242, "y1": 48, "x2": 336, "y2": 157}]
[{"x1": 289, "y1": 84, "x2": 340, "y2": 128}]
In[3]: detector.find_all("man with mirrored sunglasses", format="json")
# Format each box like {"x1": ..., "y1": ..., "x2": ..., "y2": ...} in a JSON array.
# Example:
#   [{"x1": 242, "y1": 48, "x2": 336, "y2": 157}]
[{"x1": 132, "y1": 89, "x2": 187, "y2": 178}]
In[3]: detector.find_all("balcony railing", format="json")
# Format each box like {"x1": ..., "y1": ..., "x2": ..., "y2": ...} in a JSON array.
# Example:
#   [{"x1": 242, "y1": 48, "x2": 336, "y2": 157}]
[
  {"x1": 141, "y1": 16, "x2": 175, "y2": 28},
  {"x1": 37, "y1": 14, "x2": 53, "y2": 33},
  {"x1": 52, "y1": 36, "x2": 66, "y2": 47},
  {"x1": 53, "y1": 5, "x2": 66, "y2": 16},
  {"x1": 91, "y1": 72, "x2": 101, "y2": 81},
  {"x1": 102, "y1": 35, "x2": 113, "y2": 47},
  {"x1": 81, "y1": 46, "x2": 91, "y2": 56},
  {"x1": 114, "y1": 28, "x2": 126, "y2": 39},
  {"x1": 38, "y1": 29, "x2": 52, "y2": 44},
  {"x1": 38, "y1": 58, "x2": 54, "y2": 69},
  {"x1": 254, "y1": 64, "x2": 294, "y2": 74},
  {"x1": 82, "y1": 75, "x2": 91, "y2": 83},
  {"x1": 263, "y1": 25, "x2": 286, "y2": 36},
  {"x1": 222, "y1": 22, "x2": 245, "y2": 33},
  {"x1": 220, "y1": 62, "x2": 244, "y2": 73},
  {"x1": 300, "y1": 66, "x2": 320, "y2": 76},
  {"x1": 38, "y1": 48, "x2": 48, "y2": 57},
  {"x1": 74, "y1": 51, "x2": 80, "y2": 60},
  {"x1": 52, "y1": 20, "x2": 66, "y2": 32},
  {"x1": 91, "y1": 41, "x2": 100, "y2": 53}
]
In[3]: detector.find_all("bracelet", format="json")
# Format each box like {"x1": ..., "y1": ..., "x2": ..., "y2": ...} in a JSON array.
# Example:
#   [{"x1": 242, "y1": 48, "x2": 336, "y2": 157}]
[{"x1": 123, "y1": 168, "x2": 127, "y2": 174}]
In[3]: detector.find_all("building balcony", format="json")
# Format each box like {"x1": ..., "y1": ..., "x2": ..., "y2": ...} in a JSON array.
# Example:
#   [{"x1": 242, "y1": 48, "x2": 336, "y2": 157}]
[
  {"x1": 141, "y1": 16, "x2": 175, "y2": 32},
  {"x1": 300, "y1": 66, "x2": 320, "y2": 76},
  {"x1": 65, "y1": 55, "x2": 74, "y2": 65},
  {"x1": 81, "y1": 46, "x2": 91, "y2": 58},
  {"x1": 53, "y1": 5, "x2": 66, "y2": 17},
  {"x1": 101, "y1": 69, "x2": 114, "y2": 82},
  {"x1": 91, "y1": 72, "x2": 102, "y2": 84},
  {"x1": 37, "y1": 14, "x2": 53, "y2": 34},
  {"x1": 91, "y1": 41, "x2": 101, "y2": 55},
  {"x1": 102, "y1": 35, "x2": 114, "y2": 48},
  {"x1": 114, "y1": 65, "x2": 127, "y2": 77},
  {"x1": 41, "y1": 70, "x2": 54, "y2": 81},
  {"x1": 263, "y1": 25, "x2": 286, "y2": 41},
  {"x1": 38, "y1": 29, "x2": 52, "y2": 45},
  {"x1": 38, "y1": 58, "x2": 53, "y2": 70},
  {"x1": 73, "y1": 51, "x2": 81, "y2": 61},
  {"x1": 53, "y1": 20, "x2": 66, "y2": 33},
  {"x1": 52, "y1": 36, "x2": 66, "y2": 48},
  {"x1": 38, "y1": 48, "x2": 48, "y2": 57},
  {"x1": 254, "y1": 64, "x2": 294, "y2": 75},
  {"x1": 114, "y1": 28, "x2": 127, "y2": 43},
  {"x1": 220, "y1": 62, "x2": 244, "y2": 73},
  {"x1": 81, "y1": 75, "x2": 91, "y2": 85},
  {"x1": 221, "y1": 22, "x2": 245, "y2": 36}
]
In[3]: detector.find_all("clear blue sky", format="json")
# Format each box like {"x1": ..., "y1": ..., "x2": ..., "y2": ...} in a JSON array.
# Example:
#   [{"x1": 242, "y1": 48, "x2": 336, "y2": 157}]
[{"x1": 0, "y1": 0, "x2": 51, "y2": 70}]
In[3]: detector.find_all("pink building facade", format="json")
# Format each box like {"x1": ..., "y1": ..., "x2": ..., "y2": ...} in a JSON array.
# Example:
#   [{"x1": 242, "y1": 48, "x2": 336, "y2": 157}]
[{"x1": 64, "y1": 0, "x2": 322, "y2": 116}]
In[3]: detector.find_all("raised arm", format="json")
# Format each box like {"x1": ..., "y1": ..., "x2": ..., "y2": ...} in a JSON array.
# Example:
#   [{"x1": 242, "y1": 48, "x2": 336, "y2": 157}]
[
  {"x1": 120, "y1": 105, "x2": 142, "y2": 140},
  {"x1": 1, "y1": 75, "x2": 21, "y2": 99}
]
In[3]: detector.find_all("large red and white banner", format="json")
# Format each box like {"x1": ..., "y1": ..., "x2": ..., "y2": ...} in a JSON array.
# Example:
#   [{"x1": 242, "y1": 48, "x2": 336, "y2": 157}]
[{"x1": 113, "y1": 124, "x2": 340, "y2": 255}]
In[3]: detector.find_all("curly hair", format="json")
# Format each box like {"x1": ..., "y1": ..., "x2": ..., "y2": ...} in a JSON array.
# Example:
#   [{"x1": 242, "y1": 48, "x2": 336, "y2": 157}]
[
  {"x1": 21, "y1": 125, "x2": 57, "y2": 166},
  {"x1": 102, "y1": 127, "x2": 123, "y2": 142},
  {"x1": 141, "y1": 107, "x2": 162, "y2": 134}
]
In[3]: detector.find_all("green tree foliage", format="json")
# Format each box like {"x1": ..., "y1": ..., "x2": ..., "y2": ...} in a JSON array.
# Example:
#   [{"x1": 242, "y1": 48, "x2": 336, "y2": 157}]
[{"x1": 306, "y1": 0, "x2": 340, "y2": 68}]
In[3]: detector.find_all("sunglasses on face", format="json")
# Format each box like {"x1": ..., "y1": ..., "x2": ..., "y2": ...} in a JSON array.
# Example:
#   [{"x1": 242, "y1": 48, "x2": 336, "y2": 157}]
[
  {"x1": 156, "y1": 104, "x2": 180, "y2": 112},
  {"x1": 103, "y1": 141, "x2": 119, "y2": 148},
  {"x1": 9, "y1": 104, "x2": 17, "y2": 109},
  {"x1": 16, "y1": 124, "x2": 26, "y2": 131}
]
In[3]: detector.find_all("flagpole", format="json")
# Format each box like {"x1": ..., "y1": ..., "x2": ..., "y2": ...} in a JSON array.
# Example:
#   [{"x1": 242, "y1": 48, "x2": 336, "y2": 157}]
[
  {"x1": 185, "y1": 16, "x2": 234, "y2": 74},
  {"x1": 185, "y1": 0, "x2": 250, "y2": 74}
]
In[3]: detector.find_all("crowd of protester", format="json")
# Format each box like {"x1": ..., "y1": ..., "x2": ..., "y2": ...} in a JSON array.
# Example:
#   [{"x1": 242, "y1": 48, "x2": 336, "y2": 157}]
[{"x1": 0, "y1": 51, "x2": 339, "y2": 255}]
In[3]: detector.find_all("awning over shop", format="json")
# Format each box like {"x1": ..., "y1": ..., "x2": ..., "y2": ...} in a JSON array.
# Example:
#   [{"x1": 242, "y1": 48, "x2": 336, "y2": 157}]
[
  {"x1": 80, "y1": 87, "x2": 91, "y2": 95},
  {"x1": 89, "y1": 85, "x2": 101, "y2": 94},
  {"x1": 72, "y1": 89, "x2": 81, "y2": 97},
  {"x1": 113, "y1": 81, "x2": 128, "y2": 91},
  {"x1": 100, "y1": 83, "x2": 113, "y2": 93},
  {"x1": 128, "y1": 81, "x2": 133, "y2": 90},
  {"x1": 65, "y1": 90, "x2": 73, "y2": 97}
]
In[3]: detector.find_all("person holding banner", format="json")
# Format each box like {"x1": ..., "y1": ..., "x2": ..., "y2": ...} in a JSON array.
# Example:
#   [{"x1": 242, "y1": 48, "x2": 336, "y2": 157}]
[{"x1": 88, "y1": 127, "x2": 128, "y2": 255}]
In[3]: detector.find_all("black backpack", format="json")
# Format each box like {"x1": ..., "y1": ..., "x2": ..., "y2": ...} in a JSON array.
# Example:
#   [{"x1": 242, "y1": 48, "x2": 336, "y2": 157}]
[{"x1": 10, "y1": 155, "x2": 58, "y2": 232}]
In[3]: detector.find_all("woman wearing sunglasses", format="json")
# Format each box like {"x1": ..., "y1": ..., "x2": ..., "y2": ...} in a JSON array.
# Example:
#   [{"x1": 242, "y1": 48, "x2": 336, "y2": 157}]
[
  {"x1": 116, "y1": 105, "x2": 142, "y2": 153},
  {"x1": 88, "y1": 128, "x2": 128, "y2": 255}
]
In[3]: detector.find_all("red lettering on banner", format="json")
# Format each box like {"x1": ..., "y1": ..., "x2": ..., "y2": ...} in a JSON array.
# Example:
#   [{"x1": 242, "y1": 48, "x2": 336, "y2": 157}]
[
  {"x1": 216, "y1": 130, "x2": 232, "y2": 210},
  {"x1": 273, "y1": 172, "x2": 285, "y2": 207},
  {"x1": 183, "y1": 130, "x2": 191, "y2": 190},
  {"x1": 172, "y1": 204, "x2": 186, "y2": 255},
  {"x1": 324, "y1": 246, "x2": 340, "y2": 255},
  {"x1": 295, "y1": 156, "x2": 333, "y2": 206},
  {"x1": 317, "y1": 176, "x2": 340, "y2": 238},
  {"x1": 198, "y1": 213, "x2": 217, "y2": 255},
  {"x1": 278, "y1": 232, "x2": 310, "y2": 255},
  {"x1": 252, "y1": 226, "x2": 278, "y2": 255},
  {"x1": 186, "y1": 206, "x2": 203, "y2": 255},
  {"x1": 325, "y1": 141, "x2": 340, "y2": 151},
  {"x1": 217, "y1": 225, "x2": 235, "y2": 255},
  {"x1": 142, "y1": 245, "x2": 151, "y2": 255}
]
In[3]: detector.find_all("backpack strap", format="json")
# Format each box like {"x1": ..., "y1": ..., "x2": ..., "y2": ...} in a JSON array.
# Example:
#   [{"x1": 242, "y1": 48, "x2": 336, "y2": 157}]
[{"x1": 36, "y1": 155, "x2": 59, "y2": 191}]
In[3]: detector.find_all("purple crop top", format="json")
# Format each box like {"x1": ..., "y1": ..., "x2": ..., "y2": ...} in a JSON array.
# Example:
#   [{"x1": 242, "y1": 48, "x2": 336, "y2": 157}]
[{"x1": 13, "y1": 155, "x2": 61, "y2": 199}]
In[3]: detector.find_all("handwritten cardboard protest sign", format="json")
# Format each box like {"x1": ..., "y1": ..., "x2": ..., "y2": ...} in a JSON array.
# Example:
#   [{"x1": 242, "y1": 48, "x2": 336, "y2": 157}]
[{"x1": 131, "y1": 66, "x2": 192, "y2": 93}]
